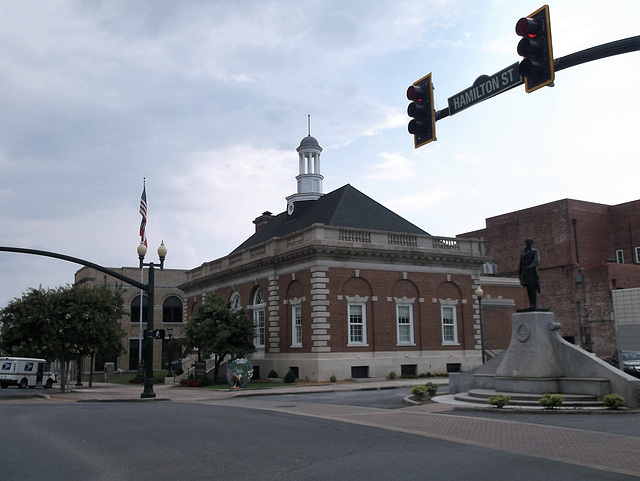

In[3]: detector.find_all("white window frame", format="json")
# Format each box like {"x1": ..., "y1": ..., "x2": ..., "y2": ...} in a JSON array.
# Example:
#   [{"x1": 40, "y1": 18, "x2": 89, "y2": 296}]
[
  {"x1": 348, "y1": 303, "x2": 367, "y2": 346},
  {"x1": 441, "y1": 305, "x2": 458, "y2": 345},
  {"x1": 616, "y1": 249, "x2": 624, "y2": 264},
  {"x1": 252, "y1": 289, "x2": 265, "y2": 349},
  {"x1": 396, "y1": 303, "x2": 414, "y2": 345},
  {"x1": 291, "y1": 303, "x2": 302, "y2": 348},
  {"x1": 636, "y1": 247, "x2": 640, "y2": 264}
]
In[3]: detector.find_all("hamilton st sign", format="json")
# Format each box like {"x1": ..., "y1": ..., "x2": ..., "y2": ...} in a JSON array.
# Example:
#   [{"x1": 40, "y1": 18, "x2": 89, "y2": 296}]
[{"x1": 448, "y1": 62, "x2": 523, "y2": 116}]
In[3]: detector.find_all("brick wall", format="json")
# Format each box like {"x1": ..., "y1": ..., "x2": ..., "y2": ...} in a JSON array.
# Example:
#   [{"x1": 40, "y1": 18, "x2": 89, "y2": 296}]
[{"x1": 459, "y1": 198, "x2": 640, "y2": 358}]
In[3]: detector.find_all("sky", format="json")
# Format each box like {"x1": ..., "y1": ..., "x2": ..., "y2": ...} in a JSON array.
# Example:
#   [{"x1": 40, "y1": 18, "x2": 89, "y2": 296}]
[{"x1": 1, "y1": 0, "x2": 639, "y2": 308}]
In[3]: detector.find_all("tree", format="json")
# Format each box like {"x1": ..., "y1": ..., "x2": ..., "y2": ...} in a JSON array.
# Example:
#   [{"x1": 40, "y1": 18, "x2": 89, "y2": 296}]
[
  {"x1": 0, "y1": 285, "x2": 125, "y2": 392},
  {"x1": 0, "y1": 287, "x2": 56, "y2": 359},
  {"x1": 66, "y1": 285, "x2": 125, "y2": 387},
  {"x1": 183, "y1": 295, "x2": 255, "y2": 383}
]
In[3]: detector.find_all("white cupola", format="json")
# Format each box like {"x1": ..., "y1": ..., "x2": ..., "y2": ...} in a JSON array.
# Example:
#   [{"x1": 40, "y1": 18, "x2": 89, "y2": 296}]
[{"x1": 285, "y1": 129, "x2": 324, "y2": 211}]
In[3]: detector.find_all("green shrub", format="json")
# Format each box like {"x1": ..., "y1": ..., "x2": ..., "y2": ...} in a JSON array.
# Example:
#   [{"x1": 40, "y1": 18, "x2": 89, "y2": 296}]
[
  {"x1": 424, "y1": 382, "x2": 438, "y2": 397},
  {"x1": 603, "y1": 393, "x2": 625, "y2": 409},
  {"x1": 284, "y1": 370, "x2": 296, "y2": 383},
  {"x1": 330, "y1": 374, "x2": 337, "y2": 383},
  {"x1": 539, "y1": 393, "x2": 564, "y2": 408},
  {"x1": 267, "y1": 370, "x2": 279, "y2": 379},
  {"x1": 411, "y1": 385, "x2": 428, "y2": 399},
  {"x1": 419, "y1": 372, "x2": 432, "y2": 378},
  {"x1": 175, "y1": 366, "x2": 184, "y2": 376},
  {"x1": 388, "y1": 371, "x2": 397, "y2": 380},
  {"x1": 488, "y1": 394, "x2": 511, "y2": 408}
]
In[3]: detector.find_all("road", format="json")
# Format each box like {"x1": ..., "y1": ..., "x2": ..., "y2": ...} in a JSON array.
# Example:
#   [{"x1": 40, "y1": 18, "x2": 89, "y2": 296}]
[{"x1": 2, "y1": 401, "x2": 638, "y2": 481}]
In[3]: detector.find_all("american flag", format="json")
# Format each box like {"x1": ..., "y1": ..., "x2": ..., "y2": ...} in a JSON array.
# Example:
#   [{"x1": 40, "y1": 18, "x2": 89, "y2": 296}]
[{"x1": 139, "y1": 184, "x2": 147, "y2": 247}]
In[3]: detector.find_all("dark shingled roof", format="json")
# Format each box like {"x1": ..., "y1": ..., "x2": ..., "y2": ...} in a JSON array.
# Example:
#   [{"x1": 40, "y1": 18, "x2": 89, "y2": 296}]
[{"x1": 231, "y1": 184, "x2": 429, "y2": 253}]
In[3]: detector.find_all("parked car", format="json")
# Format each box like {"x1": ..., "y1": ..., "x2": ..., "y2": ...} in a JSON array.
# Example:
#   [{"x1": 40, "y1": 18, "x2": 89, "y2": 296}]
[{"x1": 611, "y1": 350, "x2": 640, "y2": 379}]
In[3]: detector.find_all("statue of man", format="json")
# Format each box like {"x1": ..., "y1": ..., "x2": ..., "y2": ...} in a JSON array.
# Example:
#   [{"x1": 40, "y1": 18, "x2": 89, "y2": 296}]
[{"x1": 519, "y1": 238, "x2": 540, "y2": 309}]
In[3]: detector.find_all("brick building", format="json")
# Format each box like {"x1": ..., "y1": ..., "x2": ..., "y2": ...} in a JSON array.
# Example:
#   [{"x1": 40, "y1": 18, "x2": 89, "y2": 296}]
[
  {"x1": 74, "y1": 266, "x2": 188, "y2": 372},
  {"x1": 459, "y1": 198, "x2": 640, "y2": 359},
  {"x1": 178, "y1": 135, "x2": 523, "y2": 381}
]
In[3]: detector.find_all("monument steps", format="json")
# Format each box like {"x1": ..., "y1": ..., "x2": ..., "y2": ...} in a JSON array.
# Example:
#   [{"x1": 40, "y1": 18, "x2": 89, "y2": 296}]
[{"x1": 454, "y1": 388, "x2": 603, "y2": 407}]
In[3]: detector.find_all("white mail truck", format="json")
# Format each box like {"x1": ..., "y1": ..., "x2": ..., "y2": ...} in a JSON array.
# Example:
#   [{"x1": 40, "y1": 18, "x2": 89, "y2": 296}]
[{"x1": 0, "y1": 357, "x2": 57, "y2": 389}]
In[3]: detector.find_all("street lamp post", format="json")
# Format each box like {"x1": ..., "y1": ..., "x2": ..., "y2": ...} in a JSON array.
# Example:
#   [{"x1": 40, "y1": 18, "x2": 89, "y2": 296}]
[
  {"x1": 137, "y1": 241, "x2": 167, "y2": 399},
  {"x1": 475, "y1": 286, "x2": 486, "y2": 364}
]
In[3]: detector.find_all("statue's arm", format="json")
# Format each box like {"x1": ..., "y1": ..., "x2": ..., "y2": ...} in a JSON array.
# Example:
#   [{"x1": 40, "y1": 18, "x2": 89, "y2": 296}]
[{"x1": 528, "y1": 250, "x2": 540, "y2": 269}]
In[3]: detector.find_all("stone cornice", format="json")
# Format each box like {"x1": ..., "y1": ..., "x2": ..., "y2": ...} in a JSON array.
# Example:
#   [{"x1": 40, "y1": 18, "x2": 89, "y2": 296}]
[{"x1": 179, "y1": 225, "x2": 487, "y2": 294}]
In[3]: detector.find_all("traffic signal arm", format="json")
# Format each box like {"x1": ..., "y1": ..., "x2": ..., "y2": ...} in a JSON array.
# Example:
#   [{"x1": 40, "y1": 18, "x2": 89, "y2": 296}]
[{"x1": 554, "y1": 35, "x2": 640, "y2": 72}]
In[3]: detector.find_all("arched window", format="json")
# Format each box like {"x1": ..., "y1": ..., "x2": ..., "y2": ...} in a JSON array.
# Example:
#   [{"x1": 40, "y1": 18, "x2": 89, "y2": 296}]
[
  {"x1": 230, "y1": 291, "x2": 241, "y2": 311},
  {"x1": 163, "y1": 296, "x2": 183, "y2": 323},
  {"x1": 252, "y1": 288, "x2": 266, "y2": 348},
  {"x1": 130, "y1": 295, "x2": 148, "y2": 324}
]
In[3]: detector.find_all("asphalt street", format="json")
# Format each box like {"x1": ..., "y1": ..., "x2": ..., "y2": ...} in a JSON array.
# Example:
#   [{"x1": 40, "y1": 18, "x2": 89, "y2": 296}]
[
  {"x1": 2, "y1": 380, "x2": 640, "y2": 479},
  {"x1": 2, "y1": 401, "x2": 638, "y2": 481}
]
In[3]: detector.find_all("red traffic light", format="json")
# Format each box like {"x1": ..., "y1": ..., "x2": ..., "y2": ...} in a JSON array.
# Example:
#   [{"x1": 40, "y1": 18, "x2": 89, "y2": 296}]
[
  {"x1": 515, "y1": 17, "x2": 541, "y2": 38},
  {"x1": 406, "y1": 85, "x2": 427, "y2": 102},
  {"x1": 515, "y1": 5, "x2": 554, "y2": 93}
]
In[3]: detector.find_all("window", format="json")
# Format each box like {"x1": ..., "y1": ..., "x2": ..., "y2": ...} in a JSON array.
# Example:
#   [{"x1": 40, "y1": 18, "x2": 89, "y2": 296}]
[
  {"x1": 253, "y1": 289, "x2": 266, "y2": 348},
  {"x1": 130, "y1": 295, "x2": 148, "y2": 324},
  {"x1": 396, "y1": 304, "x2": 414, "y2": 345},
  {"x1": 348, "y1": 303, "x2": 367, "y2": 345},
  {"x1": 291, "y1": 304, "x2": 302, "y2": 347},
  {"x1": 616, "y1": 249, "x2": 624, "y2": 264},
  {"x1": 162, "y1": 296, "x2": 183, "y2": 323},
  {"x1": 441, "y1": 305, "x2": 458, "y2": 344},
  {"x1": 635, "y1": 246, "x2": 640, "y2": 264},
  {"x1": 230, "y1": 292, "x2": 241, "y2": 311}
]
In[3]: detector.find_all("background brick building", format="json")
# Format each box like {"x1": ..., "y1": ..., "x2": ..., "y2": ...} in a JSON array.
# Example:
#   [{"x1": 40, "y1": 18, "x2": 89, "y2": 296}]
[{"x1": 459, "y1": 198, "x2": 640, "y2": 359}]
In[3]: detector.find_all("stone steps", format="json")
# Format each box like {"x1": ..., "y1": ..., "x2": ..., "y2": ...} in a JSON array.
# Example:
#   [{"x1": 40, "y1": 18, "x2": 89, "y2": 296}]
[{"x1": 454, "y1": 388, "x2": 604, "y2": 407}]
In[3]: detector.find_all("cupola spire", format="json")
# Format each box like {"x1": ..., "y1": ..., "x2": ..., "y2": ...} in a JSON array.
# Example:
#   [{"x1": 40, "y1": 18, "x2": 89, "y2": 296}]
[{"x1": 286, "y1": 116, "x2": 324, "y2": 211}]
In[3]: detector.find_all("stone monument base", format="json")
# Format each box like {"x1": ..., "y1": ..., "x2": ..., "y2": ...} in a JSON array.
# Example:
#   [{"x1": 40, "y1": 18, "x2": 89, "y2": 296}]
[
  {"x1": 448, "y1": 309, "x2": 640, "y2": 408},
  {"x1": 493, "y1": 310, "x2": 563, "y2": 394}
]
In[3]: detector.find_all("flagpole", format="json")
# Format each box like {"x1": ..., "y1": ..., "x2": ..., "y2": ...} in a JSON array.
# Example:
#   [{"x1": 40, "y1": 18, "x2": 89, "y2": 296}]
[
  {"x1": 138, "y1": 178, "x2": 147, "y2": 365},
  {"x1": 139, "y1": 267, "x2": 144, "y2": 364}
]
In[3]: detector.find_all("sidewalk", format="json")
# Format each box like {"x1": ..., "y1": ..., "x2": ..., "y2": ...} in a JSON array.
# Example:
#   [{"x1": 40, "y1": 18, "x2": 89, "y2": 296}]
[{"x1": 43, "y1": 377, "x2": 436, "y2": 403}]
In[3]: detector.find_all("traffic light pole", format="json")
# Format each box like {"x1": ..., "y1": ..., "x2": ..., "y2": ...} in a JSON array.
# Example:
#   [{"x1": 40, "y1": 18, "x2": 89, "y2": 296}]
[
  {"x1": 0, "y1": 245, "x2": 158, "y2": 399},
  {"x1": 432, "y1": 35, "x2": 640, "y2": 124}
]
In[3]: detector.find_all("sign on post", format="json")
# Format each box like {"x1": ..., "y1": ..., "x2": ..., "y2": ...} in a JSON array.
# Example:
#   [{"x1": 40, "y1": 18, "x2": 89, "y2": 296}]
[
  {"x1": 447, "y1": 62, "x2": 523, "y2": 116},
  {"x1": 194, "y1": 361, "x2": 207, "y2": 379}
]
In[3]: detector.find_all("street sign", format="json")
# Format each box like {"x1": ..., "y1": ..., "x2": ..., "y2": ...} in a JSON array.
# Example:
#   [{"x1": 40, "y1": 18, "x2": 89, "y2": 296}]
[{"x1": 447, "y1": 62, "x2": 523, "y2": 116}]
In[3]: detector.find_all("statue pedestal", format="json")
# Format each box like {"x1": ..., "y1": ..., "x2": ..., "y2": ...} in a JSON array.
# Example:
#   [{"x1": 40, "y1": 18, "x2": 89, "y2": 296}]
[{"x1": 494, "y1": 311, "x2": 564, "y2": 394}]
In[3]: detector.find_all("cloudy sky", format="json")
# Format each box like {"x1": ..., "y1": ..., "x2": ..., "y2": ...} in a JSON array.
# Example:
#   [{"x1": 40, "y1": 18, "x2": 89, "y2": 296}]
[{"x1": 1, "y1": 0, "x2": 639, "y2": 307}]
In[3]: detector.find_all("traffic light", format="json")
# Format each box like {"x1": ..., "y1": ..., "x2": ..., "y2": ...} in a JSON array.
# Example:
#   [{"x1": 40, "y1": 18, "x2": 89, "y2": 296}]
[
  {"x1": 406, "y1": 73, "x2": 435, "y2": 148},
  {"x1": 516, "y1": 5, "x2": 554, "y2": 93},
  {"x1": 153, "y1": 329, "x2": 165, "y2": 340}
]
